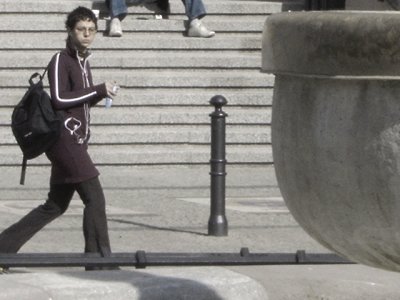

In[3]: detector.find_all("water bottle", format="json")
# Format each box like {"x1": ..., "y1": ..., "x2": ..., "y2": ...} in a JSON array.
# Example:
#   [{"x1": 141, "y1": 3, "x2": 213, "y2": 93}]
[{"x1": 105, "y1": 97, "x2": 113, "y2": 108}]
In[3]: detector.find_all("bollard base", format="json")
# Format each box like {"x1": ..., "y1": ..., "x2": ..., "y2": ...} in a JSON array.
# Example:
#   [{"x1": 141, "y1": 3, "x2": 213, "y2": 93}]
[{"x1": 208, "y1": 215, "x2": 228, "y2": 236}]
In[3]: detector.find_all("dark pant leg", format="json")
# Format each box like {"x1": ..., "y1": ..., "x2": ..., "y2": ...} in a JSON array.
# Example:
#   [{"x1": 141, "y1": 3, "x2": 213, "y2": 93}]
[
  {"x1": 182, "y1": 0, "x2": 206, "y2": 21},
  {"x1": 157, "y1": 0, "x2": 170, "y2": 15},
  {"x1": 0, "y1": 184, "x2": 74, "y2": 253},
  {"x1": 76, "y1": 176, "x2": 111, "y2": 255},
  {"x1": 106, "y1": 0, "x2": 128, "y2": 19}
]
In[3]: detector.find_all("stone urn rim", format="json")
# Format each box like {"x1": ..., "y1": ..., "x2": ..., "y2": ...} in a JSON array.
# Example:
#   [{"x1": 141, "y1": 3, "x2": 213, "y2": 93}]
[{"x1": 262, "y1": 10, "x2": 400, "y2": 79}]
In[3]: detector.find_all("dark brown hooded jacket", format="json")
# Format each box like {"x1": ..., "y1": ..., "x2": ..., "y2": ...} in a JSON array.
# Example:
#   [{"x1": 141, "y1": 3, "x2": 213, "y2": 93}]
[{"x1": 46, "y1": 39, "x2": 107, "y2": 184}]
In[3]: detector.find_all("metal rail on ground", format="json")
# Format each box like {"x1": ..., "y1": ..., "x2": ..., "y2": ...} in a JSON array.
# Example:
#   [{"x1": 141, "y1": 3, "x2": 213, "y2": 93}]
[{"x1": 0, "y1": 249, "x2": 354, "y2": 269}]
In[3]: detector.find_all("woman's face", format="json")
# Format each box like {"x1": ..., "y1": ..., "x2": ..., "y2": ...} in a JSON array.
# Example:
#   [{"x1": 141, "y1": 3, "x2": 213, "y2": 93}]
[{"x1": 69, "y1": 19, "x2": 97, "y2": 52}]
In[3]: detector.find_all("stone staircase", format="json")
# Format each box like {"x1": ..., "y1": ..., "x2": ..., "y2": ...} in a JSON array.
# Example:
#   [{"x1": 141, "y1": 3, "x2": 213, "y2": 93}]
[{"x1": 0, "y1": 0, "x2": 304, "y2": 193}]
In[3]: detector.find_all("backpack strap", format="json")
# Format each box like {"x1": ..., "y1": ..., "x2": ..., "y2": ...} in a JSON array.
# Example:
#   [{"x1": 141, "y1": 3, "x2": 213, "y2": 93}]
[
  {"x1": 41, "y1": 66, "x2": 48, "y2": 79},
  {"x1": 20, "y1": 156, "x2": 27, "y2": 185}
]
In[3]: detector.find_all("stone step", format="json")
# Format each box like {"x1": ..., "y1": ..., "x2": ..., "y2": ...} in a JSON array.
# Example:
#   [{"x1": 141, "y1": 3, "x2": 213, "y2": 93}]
[
  {"x1": 0, "y1": 15, "x2": 268, "y2": 32},
  {"x1": 0, "y1": 0, "x2": 94, "y2": 12},
  {"x1": 0, "y1": 124, "x2": 271, "y2": 144},
  {"x1": 0, "y1": 88, "x2": 273, "y2": 106},
  {"x1": 0, "y1": 70, "x2": 274, "y2": 88},
  {"x1": 0, "y1": 32, "x2": 262, "y2": 50},
  {"x1": 0, "y1": 144, "x2": 272, "y2": 165},
  {"x1": 114, "y1": 0, "x2": 287, "y2": 15},
  {"x1": 0, "y1": 50, "x2": 262, "y2": 69},
  {"x1": 0, "y1": 106, "x2": 271, "y2": 126},
  {"x1": 0, "y1": 0, "x2": 290, "y2": 15}
]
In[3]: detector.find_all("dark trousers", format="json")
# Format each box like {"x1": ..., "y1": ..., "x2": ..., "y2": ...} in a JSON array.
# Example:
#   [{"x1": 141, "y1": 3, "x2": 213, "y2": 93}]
[{"x1": 0, "y1": 176, "x2": 111, "y2": 255}]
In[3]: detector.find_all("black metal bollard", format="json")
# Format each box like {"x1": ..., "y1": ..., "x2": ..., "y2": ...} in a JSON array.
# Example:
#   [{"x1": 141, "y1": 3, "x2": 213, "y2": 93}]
[{"x1": 208, "y1": 95, "x2": 228, "y2": 236}]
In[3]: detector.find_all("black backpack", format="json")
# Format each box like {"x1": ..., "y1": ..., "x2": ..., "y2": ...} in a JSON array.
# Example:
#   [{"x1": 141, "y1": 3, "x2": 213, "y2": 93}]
[{"x1": 11, "y1": 69, "x2": 63, "y2": 185}]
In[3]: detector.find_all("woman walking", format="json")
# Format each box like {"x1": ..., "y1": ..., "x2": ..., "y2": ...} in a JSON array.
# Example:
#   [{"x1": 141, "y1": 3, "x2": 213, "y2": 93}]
[{"x1": 0, "y1": 6, "x2": 119, "y2": 271}]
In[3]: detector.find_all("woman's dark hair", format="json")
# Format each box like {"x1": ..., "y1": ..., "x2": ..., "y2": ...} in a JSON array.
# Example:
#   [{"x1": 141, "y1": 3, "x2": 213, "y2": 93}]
[{"x1": 66, "y1": 6, "x2": 97, "y2": 30}]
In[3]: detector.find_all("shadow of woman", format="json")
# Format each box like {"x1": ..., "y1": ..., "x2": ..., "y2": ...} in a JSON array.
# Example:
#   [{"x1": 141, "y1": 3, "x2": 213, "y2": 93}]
[{"x1": 58, "y1": 267, "x2": 238, "y2": 299}]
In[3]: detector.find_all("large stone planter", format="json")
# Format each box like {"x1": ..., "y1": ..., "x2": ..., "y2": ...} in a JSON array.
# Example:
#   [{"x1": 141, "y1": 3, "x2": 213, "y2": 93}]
[{"x1": 262, "y1": 11, "x2": 400, "y2": 272}]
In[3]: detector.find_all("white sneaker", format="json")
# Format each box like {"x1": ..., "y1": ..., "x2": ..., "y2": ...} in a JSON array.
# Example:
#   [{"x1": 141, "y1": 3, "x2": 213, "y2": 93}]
[
  {"x1": 109, "y1": 18, "x2": 123, "y2": 37},
  {"x1": 187, "y1": 19, "x2": 215, "y2": 38}
]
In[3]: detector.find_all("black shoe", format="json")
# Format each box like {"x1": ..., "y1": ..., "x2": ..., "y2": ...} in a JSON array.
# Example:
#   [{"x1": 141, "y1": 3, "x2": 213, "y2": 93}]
[{"x1": 85, "y1": 247, "x2": 120, "y2": 271}]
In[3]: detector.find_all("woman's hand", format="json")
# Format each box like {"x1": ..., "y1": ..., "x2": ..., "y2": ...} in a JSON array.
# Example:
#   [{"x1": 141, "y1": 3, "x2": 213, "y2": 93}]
[{"x1": 105, "y1": 80, "x2": 119, "y2": 98}]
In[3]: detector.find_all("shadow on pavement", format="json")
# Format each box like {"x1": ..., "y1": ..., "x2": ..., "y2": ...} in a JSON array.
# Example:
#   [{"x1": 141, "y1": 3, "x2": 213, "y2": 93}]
[
  {"x1": 61, "y1": 269, "x2": 225, "y2": 300},
  {"x1": 109, "y1": 218, "x2": 208, "y2": 236}
]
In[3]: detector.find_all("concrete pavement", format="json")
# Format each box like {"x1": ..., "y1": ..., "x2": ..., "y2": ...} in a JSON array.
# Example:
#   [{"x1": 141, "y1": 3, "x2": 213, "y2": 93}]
[{"x1": 1, "y1": 165, "x2": 400, "y2": 299}]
